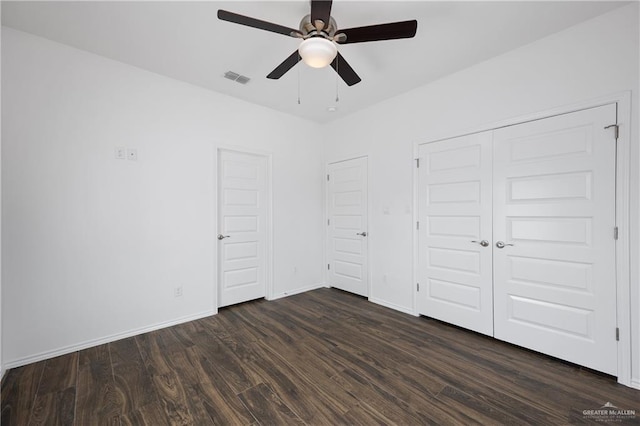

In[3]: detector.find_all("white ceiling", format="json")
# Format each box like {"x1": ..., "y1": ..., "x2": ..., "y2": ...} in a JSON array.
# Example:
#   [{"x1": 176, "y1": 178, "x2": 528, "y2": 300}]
[{"x1": 2, "y1": 1, "x2": 629, "y2": 123}]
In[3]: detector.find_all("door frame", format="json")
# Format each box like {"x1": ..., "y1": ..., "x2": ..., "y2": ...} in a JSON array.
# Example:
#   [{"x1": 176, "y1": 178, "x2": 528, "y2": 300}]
[
  {"x1": 325, "y1": 155, "x2": 371, "y2": 298},
  {"x1": 214, "y1": 146, "x2": 274, "y2": 308},
  {"x1": 413, "y1": 91, "x2": 632, "y2": 387}
]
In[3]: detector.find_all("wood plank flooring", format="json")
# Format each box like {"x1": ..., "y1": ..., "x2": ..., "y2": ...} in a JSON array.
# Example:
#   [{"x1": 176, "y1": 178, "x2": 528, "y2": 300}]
[{"x1": 2, "y1": 288, "x2": 639, "y2": 425}]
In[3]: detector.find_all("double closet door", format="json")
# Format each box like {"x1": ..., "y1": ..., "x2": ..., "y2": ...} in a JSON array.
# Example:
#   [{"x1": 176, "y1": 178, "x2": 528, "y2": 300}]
[{"x1": 417, "y1": 104, "x2": 618, "y2": 375}]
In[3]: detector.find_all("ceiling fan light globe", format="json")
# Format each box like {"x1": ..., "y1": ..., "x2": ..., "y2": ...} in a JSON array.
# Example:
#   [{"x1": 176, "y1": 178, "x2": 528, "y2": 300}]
[{"x1": 298, "y1": 38, "x2": 337, "y2": 68}]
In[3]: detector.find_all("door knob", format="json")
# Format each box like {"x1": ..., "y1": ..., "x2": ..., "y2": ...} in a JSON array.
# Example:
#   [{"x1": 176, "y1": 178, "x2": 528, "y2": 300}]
[
  {"x1": 217, "y1": 234, "x2": 231, "y2": 240},
  {"x1": 495, "y1": 241, "x2": 514, "y2": 249},
  {"x1": 471, "y1": 240, "x2": 489, "y2": 247},
  {"x1": 356, "y1": 232, "x2": 367, "y2": 237}
]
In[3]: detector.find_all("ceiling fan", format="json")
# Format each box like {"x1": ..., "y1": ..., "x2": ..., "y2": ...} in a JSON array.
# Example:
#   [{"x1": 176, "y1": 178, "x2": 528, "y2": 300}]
[{"x1": 217, "y1": 0, "x2": 418, "y2": 86}]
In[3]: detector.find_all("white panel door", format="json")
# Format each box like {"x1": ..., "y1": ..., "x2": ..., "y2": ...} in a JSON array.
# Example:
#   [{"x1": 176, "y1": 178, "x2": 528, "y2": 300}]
[
  {"x1": 327, "y1": 157, "x2": 368, "y2": 297},
  {"x1": 493, "y1": 104, "x2": 617, "y2": 375},
  {"x1": 418, "y1": 132, "x2": 494, "y2": 336},
  {"x1": 218, "y1": 150, "x2": 267, "y2": 307}
]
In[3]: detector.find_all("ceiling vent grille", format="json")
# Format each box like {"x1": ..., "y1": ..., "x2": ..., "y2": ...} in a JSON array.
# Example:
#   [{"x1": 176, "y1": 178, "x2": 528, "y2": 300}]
[{"x1": 224, "y1": 71, "x2": 251, "y2": 85}]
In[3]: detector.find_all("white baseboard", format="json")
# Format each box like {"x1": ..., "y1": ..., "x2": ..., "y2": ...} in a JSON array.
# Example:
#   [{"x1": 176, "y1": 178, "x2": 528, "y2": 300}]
[
  {"x1": 270, "y1": 282, "x2": 326, "y2": 301},
  {"x1": 630, "y1": 377, "x2": 640, "y2": 390},
  {"x1": 4, "y1": 310, "x2": 215, "y2": 370},
  {"x1": 369, "y1": 297, "x2": 417, "y2": 316}
]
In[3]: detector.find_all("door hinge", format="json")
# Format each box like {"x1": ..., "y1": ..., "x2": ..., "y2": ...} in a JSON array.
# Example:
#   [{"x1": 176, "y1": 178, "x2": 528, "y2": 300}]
[
  {"x1": 416, "y1": 221, "x2": 420, "y2": 230},
  {"x1": 327, "y1": 174, "x2": 330, "y2": 181},
  {"x1": 605, "y1": 124, "x2": 619, "y2": 140},
  {"x1": 327, "y1": 219, "x2": 330, "y2": 226},
  {"x1": 415, "y1": 158, "x2": 420, "y2": 168},
  {"x1": 417, "y1": 283, "x2": 420, "y2": 292},
  {"x1": 614, "y1": 226, "x2": 619, "y2": 240},
  {"x1": 616, "y1": 327, "x2": 620, "y2": 341},
  {"x1": 327, "y1": 263, "x2": 330, "y2": 270}
]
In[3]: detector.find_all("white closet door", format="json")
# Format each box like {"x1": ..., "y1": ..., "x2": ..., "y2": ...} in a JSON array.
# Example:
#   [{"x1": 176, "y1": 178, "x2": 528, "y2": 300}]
[
  {"x1": 492, "y1": 104, "x2": 617, "y2": 375},
  {"x1": 218, "y1": 150, "x2": 268, "y2": 307},
  {"x1": 418, "y1": 132, "x2": 494, "y2": 336},
  {"x1": 327, "y1": 157, "x2": 369, "y2": 297}
]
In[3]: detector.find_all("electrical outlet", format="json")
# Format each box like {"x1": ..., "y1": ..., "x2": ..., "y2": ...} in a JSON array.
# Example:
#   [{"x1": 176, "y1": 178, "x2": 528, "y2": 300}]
[
  {"x1": 115, "y1": 147, "x2": 126, "y2": 160},
  {"x1": 174, "y1": 286, "x2": 183, "y2": 297},
  {"x1": 127, "y1": 148, "x2": 138, "y2": 161}
]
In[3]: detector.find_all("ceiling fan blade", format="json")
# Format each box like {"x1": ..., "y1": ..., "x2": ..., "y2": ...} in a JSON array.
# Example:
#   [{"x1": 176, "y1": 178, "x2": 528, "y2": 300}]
[
  {"x1": 218, "y1": 10, "x2": 302, "y2": 38},
  {"x1": 267, "y1": 51, "x2": 301, "y2": 80},
  {"x1": 310, "y1": 0, "x2": 333, "y2": 31},
  {"x1": 330, "y1": 53, "x2": 361, "y2": 86},
  {"x1": 336, "y1": 20, "x2": 417, "y2": 44}
]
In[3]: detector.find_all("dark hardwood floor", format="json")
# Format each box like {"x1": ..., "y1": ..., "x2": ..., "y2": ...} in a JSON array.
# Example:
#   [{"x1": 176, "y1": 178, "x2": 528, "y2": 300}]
[{"x1": 2, "y1": 288, "x2": 639, "y2": 425}]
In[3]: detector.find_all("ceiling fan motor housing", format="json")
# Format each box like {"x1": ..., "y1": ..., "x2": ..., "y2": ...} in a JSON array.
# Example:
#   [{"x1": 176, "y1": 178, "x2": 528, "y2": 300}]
[{"x1": 299, "y1": 14, "x2": 338, "y2": 39}]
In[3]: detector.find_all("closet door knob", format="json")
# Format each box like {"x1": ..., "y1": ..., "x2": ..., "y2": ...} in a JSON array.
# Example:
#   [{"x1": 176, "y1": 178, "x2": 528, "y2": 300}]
[
  {"x1": 471, "y1": 240, "x2": 489, "y2": 247},
  {"x1": 495, "y1": 241, "x2": 514, "y2": 249}
]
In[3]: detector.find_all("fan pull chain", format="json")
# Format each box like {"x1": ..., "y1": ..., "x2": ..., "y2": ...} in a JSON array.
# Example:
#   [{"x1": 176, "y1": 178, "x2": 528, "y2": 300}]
[
  {"x1": 335, "y1": 56, "x2": 340, "y2": 102},
  {"x1": 297, "y1": 52, "x2": 301, "y2": 105}
]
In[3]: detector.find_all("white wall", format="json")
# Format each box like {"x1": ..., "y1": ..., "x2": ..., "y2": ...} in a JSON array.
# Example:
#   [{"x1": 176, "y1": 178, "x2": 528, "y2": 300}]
[
  {"x1": 1, "y1": 27, "x2": 325, "y2": 366},
  {"x1": 324, "y1": 4, "x2": 640, "y2": 385}
]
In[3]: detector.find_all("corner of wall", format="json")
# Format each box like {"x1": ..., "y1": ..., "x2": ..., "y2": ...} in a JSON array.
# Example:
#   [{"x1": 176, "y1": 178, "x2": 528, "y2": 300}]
[{"x1": 1, "y1": 2, "x2": 5, "y2": 381}]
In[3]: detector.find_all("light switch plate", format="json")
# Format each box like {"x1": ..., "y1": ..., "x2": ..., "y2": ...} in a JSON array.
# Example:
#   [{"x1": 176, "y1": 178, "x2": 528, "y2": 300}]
[{"x1": 115, "y1": 147, "x2": 126, "y2": 159}]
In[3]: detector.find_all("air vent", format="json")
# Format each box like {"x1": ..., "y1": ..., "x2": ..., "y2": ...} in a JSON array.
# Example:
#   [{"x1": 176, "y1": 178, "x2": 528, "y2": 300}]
[{"x1": 224, "y1": 71, "x2": 251, "y2": 85}]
